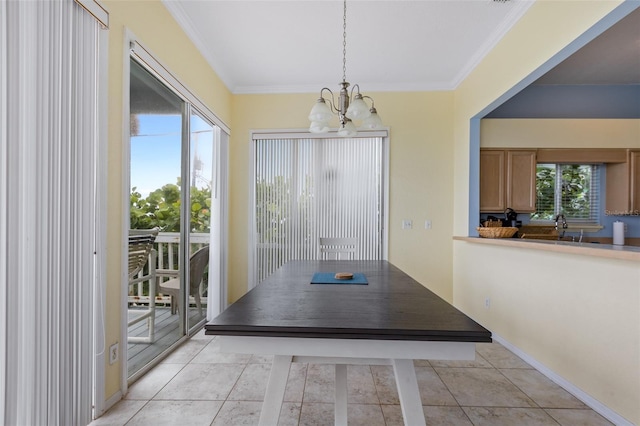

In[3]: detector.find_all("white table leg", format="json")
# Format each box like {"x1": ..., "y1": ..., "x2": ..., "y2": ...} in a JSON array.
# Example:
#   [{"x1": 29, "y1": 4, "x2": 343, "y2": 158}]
[
  {"x1": 392, "y1": 359, "x2": 426, "y2": 426},
  {"x1": 335, "y1": 364, "x2": 348, "y2": 426},
  {"x1": 258, "y1": 355, "x2": 292, "y2": 426}
]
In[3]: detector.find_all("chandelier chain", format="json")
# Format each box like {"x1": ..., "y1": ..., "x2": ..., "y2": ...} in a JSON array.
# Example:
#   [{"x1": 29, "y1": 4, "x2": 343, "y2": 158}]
[{"x1": 342, "y1": 0, "x2": 347, "y2": 82}]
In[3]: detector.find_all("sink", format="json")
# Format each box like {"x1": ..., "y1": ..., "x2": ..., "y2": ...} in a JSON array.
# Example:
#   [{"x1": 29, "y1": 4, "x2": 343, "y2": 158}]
[
  {"x1": 518, "y1": 225, "x2": 558, "y2": 240},
  {"x1": 520, "y1": 233, "x2": 557, "y2": 239}
]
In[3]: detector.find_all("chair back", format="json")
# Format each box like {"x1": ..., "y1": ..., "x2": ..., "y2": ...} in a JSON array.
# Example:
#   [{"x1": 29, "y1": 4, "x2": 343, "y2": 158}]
[
  {"x1": 128, "y1": 228, "x2": 159, "y2": 279},
  {"x1": 189, "y1": 245, "x2": 210, "y2": 293},
  {"x1": 319, "y1": 237, "x2": 358, "y2": 260}
]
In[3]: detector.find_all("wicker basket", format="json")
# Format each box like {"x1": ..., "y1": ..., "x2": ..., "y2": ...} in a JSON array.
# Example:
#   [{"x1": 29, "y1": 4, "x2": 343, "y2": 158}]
[
  {"x1": 477, "y1": 226, "x2": 518, "y2": 238},
  {"x1": 482, "y1": 220, "x2": 503, "y2": 228}
]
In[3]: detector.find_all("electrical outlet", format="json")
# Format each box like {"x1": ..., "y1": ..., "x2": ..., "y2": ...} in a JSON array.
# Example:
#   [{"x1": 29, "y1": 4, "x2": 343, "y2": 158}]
[
  {"x1": 402, "y1": 220, "x2": 413, "y2": 229},
  {"x1": 485, "y1": 298, "x2": 491, "y2": 309},
  {"x1": 425, "y1": 220, "x2": 432, "y2": 229},
  {"x1": 109, "y1": 342, "x2": 119, "y2": 365}
]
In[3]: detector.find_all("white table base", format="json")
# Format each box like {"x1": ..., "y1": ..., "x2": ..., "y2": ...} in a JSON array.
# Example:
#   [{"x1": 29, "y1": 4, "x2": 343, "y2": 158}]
[{"x1": 218, "y1": 336, "x2": 475, "y2": 426}]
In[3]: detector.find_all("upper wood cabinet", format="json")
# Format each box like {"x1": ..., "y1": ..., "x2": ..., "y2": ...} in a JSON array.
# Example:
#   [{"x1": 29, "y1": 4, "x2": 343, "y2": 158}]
[
  {"x1": 605, "y1": 149, "x2": 640, "y2": 214},
  {"x1": 480, "y1": 149, "x2": 537, "y2": 213},
  {"x1": 479, "y1": 150, "x2": 505, "y2": 212},
  {"x1": 631, "y1": 150, "x2": 640, "y2": 213}
]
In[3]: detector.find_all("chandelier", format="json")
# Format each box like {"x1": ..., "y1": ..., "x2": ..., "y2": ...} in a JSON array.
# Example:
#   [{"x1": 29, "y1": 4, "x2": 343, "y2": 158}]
[{"x1": 308, "y1": 0, "x2": 383, "y2": 137}]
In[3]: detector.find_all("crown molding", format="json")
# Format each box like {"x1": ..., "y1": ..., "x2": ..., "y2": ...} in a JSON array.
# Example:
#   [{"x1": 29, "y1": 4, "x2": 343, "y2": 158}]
[
  {"x1": 162, "y1": 0, "x2": 236, "y2": 93},
  {"x1": 232, "y1": 81, "x2": 456, "y2": 95},
  {"x1": 451, "y1": 0, "x2": 534, "y2": 88}
]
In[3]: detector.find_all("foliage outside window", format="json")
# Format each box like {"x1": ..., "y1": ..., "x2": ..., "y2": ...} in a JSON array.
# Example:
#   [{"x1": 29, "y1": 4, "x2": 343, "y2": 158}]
[
  {"x1": 130, "y1": 180, "x2": 212, "y2": 232},
  {"x1": 531, "y1": 163, "x2": 599, "y2": 222}
]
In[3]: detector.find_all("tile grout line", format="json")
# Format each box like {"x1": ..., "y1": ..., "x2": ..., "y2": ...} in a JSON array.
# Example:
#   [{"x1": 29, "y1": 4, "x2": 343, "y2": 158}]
[{"x1": 429, "y1": 359, "x2": 476, "y2": 425}]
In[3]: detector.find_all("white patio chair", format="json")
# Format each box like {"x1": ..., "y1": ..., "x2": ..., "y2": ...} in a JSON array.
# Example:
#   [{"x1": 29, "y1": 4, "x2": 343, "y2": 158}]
[
  {"x1": 157, "y1": 245, "x2": 210, "y2": 317},
  {"x1": 127, "y1": 228, "x2": 159, "y2": 343}
]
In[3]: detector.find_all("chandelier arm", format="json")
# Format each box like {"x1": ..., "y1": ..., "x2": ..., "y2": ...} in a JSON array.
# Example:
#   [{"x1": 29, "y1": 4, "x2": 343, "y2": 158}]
[
  {"x1": 362, "y1": 95, "x2": 375, "y2": 108},
  {"x1": 320, "y1": 87, "x2": 340, "y2": 114},
  {"x1": 349, "y1": 83, "x2": 361, "y2": 99}
]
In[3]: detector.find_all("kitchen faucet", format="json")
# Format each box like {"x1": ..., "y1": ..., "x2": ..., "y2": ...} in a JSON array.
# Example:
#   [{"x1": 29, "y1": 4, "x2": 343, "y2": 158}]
[{"x1": 554, "y1": 214, "x2": 568, "y2": 239}]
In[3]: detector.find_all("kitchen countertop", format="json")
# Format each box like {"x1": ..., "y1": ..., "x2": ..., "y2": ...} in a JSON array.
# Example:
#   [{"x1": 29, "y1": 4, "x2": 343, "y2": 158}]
[{"x1": 454, "y1": 236, "x2": 640, "y2": 262}]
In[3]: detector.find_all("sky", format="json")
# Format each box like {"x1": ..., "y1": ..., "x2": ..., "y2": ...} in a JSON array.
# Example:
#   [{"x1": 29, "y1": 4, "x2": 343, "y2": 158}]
[{"x1": 131, "y1": 114, "x2": 214, "y2": 197}]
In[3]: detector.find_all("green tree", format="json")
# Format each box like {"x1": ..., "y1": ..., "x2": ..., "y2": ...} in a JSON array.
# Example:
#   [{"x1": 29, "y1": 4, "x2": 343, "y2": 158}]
[
  {"x1": 533, "y1": 164, "x2": 593, "y2": 220},
  {"x1": 533, "y1": 165, "x2": 556, "y2": 220},
  {"x1": 561, "y1": 165, "x2": 591, "y2": 219},
  {"x1": 130, "y1": 180, "x2": 212, "y2": 232}
]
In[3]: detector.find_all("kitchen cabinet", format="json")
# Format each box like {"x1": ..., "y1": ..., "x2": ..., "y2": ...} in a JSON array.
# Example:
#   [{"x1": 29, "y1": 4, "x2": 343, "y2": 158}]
[
  {"x1": 480, "y1": 149, "x2": 536, "y2": 213},
  {"x1": 631, "y1": 150, "x2": 640, "y2": 212},
  {"x1": 479, "y1": 150, "x2": 505, "y2": 212},
  {"x1": 606, "y1": 149, "x2": 640, "y2": 214}
]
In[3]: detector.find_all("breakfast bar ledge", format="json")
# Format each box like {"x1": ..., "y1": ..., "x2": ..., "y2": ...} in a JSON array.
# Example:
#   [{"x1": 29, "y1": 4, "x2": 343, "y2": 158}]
[{"x1": 454, "y1": 236, "x2": 640, "y2": 262}]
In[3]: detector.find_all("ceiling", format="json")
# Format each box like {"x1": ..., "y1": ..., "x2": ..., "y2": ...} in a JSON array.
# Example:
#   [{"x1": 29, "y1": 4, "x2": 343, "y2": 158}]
[
  {"x1": 533, "y1": 6, "x2": 640, "y2": 86},
  {"x1": 163, "y1": 0, "x2": 533, "y2": 94},
  {"x1": 161, "y1": 1, "x2": 639, "y2": 117}
]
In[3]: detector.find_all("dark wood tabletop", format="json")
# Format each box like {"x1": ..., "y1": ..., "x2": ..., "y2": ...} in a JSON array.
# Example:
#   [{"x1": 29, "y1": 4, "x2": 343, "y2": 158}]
[{"x1": 205, "y1": 260, "x2": 491, "y2": 342}]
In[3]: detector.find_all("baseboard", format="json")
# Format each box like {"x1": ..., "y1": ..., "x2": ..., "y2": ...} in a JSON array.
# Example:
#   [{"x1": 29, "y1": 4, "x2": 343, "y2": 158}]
[
  {"x1": 492, "y1": 334, "x2": 634, "y2": 426},
  {"x1": 99, "y1": 390, "x2": 123, "y2": 418}
]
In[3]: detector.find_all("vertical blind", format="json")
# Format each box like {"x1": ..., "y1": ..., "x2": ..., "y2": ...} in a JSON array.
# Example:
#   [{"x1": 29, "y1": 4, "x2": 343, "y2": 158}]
[
  {"x1": 253, "y1": 134, "x2": 385, "y2": 283},
  {"x1": 1, "y1": 1, "x2": 105, "y2": 424}
]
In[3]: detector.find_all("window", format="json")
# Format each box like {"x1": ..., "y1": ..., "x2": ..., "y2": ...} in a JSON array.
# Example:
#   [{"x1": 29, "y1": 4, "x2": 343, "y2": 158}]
[
  {"x1": 250, "y1": 131, "x2": 388, "y2": 285},
  {"x1": 532, "y1": 163, "x2": 600, "y2": 223}
]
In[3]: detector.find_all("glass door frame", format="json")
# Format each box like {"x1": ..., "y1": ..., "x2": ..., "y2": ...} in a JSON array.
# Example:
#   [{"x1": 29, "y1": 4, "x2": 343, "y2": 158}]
[{"x1": 123, "y1": 34, "x2": 229, "y2": 389}]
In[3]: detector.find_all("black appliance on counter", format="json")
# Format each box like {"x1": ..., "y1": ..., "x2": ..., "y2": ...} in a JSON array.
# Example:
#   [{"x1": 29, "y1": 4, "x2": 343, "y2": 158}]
[
  {"x1": 484, "y1": 208, "x2": 521, "y2": 237},
  {"x1": 505, "y1": 208, "x2": 520, "y2": 228}
]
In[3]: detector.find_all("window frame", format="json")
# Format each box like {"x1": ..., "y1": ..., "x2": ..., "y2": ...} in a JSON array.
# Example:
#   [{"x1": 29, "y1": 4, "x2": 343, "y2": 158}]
[
  {"x1": 530, "y1": 162, "x2": 601, "y2": 225},
  {"x1": 248, "y1": 129, "x2": 390, "y2": 289},
  {"x1": 122, "y1": 34, "x2": 230, "y2": 389}
]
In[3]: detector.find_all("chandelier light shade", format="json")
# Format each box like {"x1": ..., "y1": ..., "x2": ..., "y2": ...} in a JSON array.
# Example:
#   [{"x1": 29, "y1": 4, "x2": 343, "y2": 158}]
[
  {"x1": 362, "y1": 105, "x2": 383, "y2": 130},
  {"x1": 309, "y1": 99, "x2": 333, "y2": 122},
  {"x1": 308, "y1": 0, "x2": 382, "y2": 136}
]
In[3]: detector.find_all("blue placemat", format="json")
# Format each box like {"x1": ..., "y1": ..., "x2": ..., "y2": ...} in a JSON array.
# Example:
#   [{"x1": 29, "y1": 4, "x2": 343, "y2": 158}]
[{"x1": 310, "y1": 272, "x2": 368, "y2": 285}]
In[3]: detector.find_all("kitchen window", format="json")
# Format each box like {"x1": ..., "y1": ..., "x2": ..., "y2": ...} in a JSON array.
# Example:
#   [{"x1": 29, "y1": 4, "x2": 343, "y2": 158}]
[{"x1": 531, "y1": 163, "x2": 600, "y2": 223}]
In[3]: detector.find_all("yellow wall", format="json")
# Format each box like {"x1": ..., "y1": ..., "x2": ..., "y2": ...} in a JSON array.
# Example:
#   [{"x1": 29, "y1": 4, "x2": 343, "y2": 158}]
[
  {"x1": 481, "y1": 118, "x2": 640, "y2": 148},
  {"x1": 102, "y1": 0, "x2": 231, "y2": 402},
  {"x1": 454, "y1": 243, "x2": 640, "y2": 423},
  {"x1": 229, "y1": 92, "x2": 456, "y2": 302},
  {"x1": 453, "y1": 1, "x2": 639, "y2": 424}
]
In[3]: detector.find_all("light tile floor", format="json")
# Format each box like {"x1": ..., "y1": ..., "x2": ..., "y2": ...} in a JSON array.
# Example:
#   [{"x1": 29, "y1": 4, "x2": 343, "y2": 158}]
[{"x1": 92, "y1": 330, "x2": 613, "y2": 425}]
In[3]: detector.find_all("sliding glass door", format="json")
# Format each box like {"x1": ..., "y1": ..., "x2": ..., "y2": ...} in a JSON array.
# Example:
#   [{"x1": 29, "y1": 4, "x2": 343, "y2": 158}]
[
  {"x1": 127, "y1": 57, "x2": 222, "y2": 379},
  {"x1": 252, "y1": 132, "x2": 388, "y2": 285},
  {"x1": 188, "y1": 111, "x2": 215, "y2": 331},
  {"x1": 128, "y1": 58, "x2": 186, "y2": 377}
]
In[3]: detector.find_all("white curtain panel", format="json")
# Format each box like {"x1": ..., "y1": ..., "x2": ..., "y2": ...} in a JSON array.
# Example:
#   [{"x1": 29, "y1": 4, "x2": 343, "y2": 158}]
[{"x1": 0, "y1": 1, "x2": 104, "y2": 424}]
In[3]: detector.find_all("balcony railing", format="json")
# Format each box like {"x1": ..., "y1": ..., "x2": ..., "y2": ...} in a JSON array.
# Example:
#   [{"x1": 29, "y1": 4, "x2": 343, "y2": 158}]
[{"x1": 128, "y1": 232, "x2": 209, "y2": 307}]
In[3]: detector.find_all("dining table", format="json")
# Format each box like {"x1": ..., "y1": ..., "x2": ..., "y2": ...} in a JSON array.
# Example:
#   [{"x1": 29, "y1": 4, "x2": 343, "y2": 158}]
[{"x1": 205, "y1": 260, "x2": 492, "y2": 426}]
